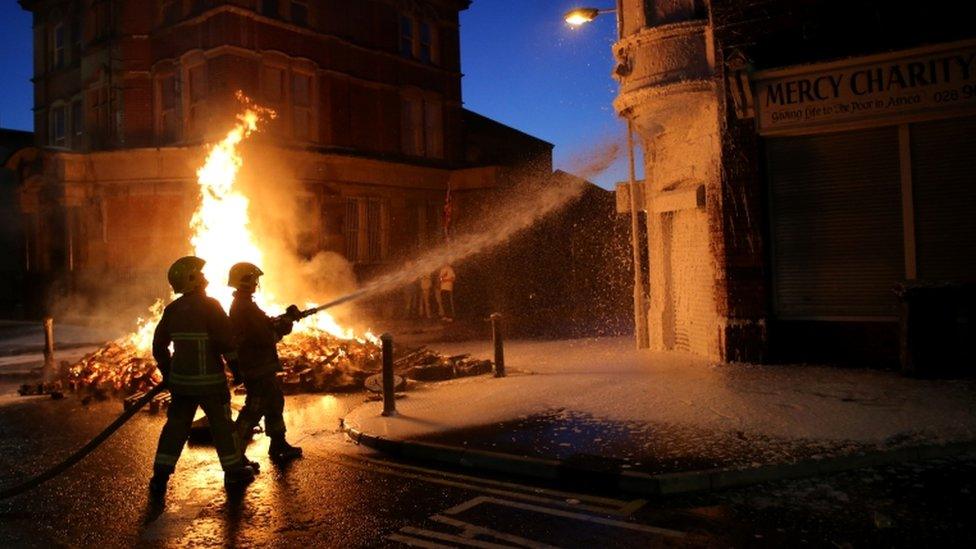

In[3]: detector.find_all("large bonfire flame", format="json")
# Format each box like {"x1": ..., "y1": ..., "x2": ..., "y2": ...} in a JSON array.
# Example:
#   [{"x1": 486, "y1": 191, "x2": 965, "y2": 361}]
[
  {"x1": 126, "y1": 94, "x2": 371, "y2": 354},
  {"x1": 58, "y1": 95, "x2": 488, "y2": 402}
]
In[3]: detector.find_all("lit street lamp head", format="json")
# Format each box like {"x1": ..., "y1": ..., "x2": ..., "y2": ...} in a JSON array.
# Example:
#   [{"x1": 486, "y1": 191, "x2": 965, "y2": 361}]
[{"x1": 563, "y1": 7, "x2": 602, "y2": 26}]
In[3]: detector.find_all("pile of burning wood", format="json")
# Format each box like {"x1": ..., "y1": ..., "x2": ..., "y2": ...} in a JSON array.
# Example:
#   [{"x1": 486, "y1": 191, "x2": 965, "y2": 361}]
[{"x1": 59, "y1": 330, "x2": 493, "y2": 412}]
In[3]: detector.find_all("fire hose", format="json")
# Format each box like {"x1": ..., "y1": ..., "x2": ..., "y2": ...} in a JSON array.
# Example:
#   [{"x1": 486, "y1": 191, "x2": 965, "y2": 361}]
[
  {"x1": 0, "y1": 293, "x2": 360, "y2": 501},
  {"x1": 0, "y1": 383, "x2": 167, "y2": 500}
]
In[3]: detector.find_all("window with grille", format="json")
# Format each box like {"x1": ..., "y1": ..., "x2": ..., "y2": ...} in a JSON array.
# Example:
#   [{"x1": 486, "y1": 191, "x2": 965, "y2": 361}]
[{"x1": 344, "y1": 197, "x2": 388, "y2": 263}]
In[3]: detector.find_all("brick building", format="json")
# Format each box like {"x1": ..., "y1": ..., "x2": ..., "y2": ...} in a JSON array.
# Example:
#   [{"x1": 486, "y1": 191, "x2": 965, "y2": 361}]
[
  {"x1": 12, "y1": 0, "x2": 552, "y2": 316},
  {"x1": 613, "y1": 0, "x2": 975, "y2": 364}
]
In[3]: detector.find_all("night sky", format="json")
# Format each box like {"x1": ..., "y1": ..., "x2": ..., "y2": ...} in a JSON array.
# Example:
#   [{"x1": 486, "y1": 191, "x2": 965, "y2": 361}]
[{"x1": 0, "y1": 1, "x2": 633, "y2": 189}]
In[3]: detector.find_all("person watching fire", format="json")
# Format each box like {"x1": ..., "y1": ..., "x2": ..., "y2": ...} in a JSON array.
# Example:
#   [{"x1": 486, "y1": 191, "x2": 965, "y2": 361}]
[
  {"x1": 149, "y1": 256, "x2": 256, "y2": 499},
  {"x1": 227, "y1": 262, "x2": 304, "y2": 464}
]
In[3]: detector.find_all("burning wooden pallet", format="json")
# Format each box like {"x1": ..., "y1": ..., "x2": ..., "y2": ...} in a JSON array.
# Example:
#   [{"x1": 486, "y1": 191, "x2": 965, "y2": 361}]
[{"x1": 60, "y1": 330, "x2": 493, "y2": 412}]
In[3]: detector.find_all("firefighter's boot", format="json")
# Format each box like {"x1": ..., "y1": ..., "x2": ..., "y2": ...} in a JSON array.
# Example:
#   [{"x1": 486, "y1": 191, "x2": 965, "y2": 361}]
[
  {"x1": 269, "y1": 436, "x2": 302, "y2": 461},
  {"x1": 223, "y1": 464, "x2": 256, "y2": 489},
  {"x1": 148, "y1": 467, "x2": 171, "y2": 499},
  {"x1": 243, "y1": 456, "x2": 261, "y2": 473}
]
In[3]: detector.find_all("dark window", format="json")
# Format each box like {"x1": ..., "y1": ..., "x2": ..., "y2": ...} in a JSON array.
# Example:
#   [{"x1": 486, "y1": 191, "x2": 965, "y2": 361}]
[
  {"x1": 290, "y1": 1, "x2": 308, "y2": 26},
  {"x1": 93, "y1": 1, "x2": 110, "y2": 39},
  {"x1": 262, "y1": 0, "x2": 279, "y2": 18},
  {"x1": 159, "y1": 74, "x2": 180, "y2": 142},
  {"x1": 419, "y1": 22, "x2": 432, "y2": 63},
  {"x1": 344, "y1": 198, "x2": 360, "y2": 261},
  {"x1": 292, "y1": 72, "x2": 312, "y2": 140},
  {"x1": 71, "y1": 100, "x2": 83, "y2": 139},
  {"x1": 191, "y1": 0, "x2": 212, "y2": 13},
  {"x1": 399, "y1": 16, "x2": 414, "y2": 57},
  {"x1": 52, "y1": 106, "x2": 66, "y2": 146},
  {"x1": 162, "y1": 1, "x2": 180, "y2": 25},
  {"x1": 53, "y1": 24, "x2": 65, "y2": 68},
  {"x1": 71, "y1": 14, "x2": 81, "y2": 55}
]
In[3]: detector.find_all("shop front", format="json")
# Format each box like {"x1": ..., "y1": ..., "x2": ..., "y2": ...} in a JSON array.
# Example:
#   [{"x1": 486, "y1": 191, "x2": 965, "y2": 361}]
[{"x1": 754, "y1": 40, "x2": 976, "y2": 364}]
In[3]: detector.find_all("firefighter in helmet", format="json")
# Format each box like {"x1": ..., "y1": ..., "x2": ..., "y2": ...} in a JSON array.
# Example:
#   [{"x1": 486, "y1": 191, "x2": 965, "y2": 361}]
[
  {"x1": 227, "y1": 262, "x2": 304, "y2": 463},
  {"x1": 149, "y1": 256, "x2": 255, "y2": 499}
]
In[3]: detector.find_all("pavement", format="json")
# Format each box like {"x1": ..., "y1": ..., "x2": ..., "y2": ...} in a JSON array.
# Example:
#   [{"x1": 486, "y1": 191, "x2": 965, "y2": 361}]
[
  {"x1": 342, "y1": 336, "x2": 976, "y2": 495},
  {"x1": 1, "y1": 330, "x2": 976, "y2": 545},
  {"x1": 0, "y1": 321, "x2": 122, "y2": 379}
]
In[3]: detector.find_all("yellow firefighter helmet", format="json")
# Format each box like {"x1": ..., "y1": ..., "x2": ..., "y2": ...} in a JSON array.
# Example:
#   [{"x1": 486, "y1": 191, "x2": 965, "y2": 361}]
[
  {"x1": 167, "y1": 256, "x2": 207, "y2": 294},
  {"x1": 228, "y1": 262, "x2": 264, "y2": 291}
]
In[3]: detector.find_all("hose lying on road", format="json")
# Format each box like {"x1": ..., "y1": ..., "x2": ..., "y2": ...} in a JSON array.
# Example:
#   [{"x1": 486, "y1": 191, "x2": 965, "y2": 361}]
[
  {"x1": 0, "y1": 290, "x2": 371, "y2": 501},
  {"x1": 0, "y1": 383, "x2": 167, "y2": 500}
]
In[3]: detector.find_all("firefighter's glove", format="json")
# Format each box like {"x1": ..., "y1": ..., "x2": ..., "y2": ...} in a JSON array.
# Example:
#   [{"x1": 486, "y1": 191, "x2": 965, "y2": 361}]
[{"x1": 285, "y1": 305, "x2": 303, "y2": 322}]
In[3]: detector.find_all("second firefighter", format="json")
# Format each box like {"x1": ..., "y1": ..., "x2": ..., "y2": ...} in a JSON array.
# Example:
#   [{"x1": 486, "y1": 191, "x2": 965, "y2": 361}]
[{"x1": 227, "y1": 262, "x2": 304, "y2": 462}]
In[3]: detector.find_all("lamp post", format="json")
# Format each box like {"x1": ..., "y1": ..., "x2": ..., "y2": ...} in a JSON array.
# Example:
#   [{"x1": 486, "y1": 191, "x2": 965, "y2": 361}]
[
  {"x1": 564, "y1": 5, "x2": 649, "y2": 349},
  {"x1": 563, "y1": 7, "x2": 614, "y2": 26}
]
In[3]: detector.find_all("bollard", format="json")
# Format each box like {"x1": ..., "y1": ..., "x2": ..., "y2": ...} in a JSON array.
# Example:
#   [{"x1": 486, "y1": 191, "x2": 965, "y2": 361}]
[
  {"x1": 490, "y1": 313, "x2": 505, "y2": 378},
  {"x1": 380, "y1": 333, "x2": 397, "y2": 416},
  {"x1": 42, "y1": 317, "x2": 55, "y2": 371}
]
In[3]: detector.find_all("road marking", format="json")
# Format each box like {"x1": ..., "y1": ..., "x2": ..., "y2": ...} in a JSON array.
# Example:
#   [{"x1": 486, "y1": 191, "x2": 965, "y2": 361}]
[
  {"x1": 617, "y1": 498, "x2": 648, "y2": 516},
  {"x1": 356, "y1": 454, "x2": 632, "y2": 509},
  {"x1": 444, "y1": 496, "x2": 492, "y2": 515},
  {"x1": 327, "y1": 454, "x2": 622, "y2": 516},
  {"x1": 400, "y1": 526, "x2": 517, "y2": 548},
  {"x1": 388, "y1": 533, "x2": 456, "y2": 548},
  {"x1": 446, "y1": 497, "x2": 688, "y2": 539},
  {"x1": 431, "y1": 515, "x2": 560, "y2": 549}
]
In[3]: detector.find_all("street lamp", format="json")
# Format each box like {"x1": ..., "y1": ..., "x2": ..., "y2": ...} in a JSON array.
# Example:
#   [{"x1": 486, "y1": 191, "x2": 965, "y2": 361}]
[
  {"x1": 563, "y1": 4, "x2": 650, "y2": 349},
  {"x1": 563, "y1": 7, "x2": 615, "y2": 27}
]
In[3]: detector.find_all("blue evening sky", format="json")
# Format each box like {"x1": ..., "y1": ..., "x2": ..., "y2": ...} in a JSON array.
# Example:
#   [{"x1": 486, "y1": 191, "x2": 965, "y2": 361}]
[{"x1": 0, "y1": 1, "x2": 633, "y2": 188}]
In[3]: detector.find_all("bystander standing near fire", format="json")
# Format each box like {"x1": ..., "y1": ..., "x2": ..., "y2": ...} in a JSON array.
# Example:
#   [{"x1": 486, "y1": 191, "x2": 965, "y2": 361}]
[
  {"x1": 419, "y1": 273, "x2": 433, "y2": 319},
  {"x1": 227, "y1": 262, "x2": 304, "y2": 464},
  {"x1": 438, "y1": 264, "x2": 456, "y2": 322}
]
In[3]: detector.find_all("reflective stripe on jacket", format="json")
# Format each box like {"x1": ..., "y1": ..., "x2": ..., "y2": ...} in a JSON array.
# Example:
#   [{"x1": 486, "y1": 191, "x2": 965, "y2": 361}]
[{"x1": 153, "y1": 292, "x2": 237, "y2": 396}]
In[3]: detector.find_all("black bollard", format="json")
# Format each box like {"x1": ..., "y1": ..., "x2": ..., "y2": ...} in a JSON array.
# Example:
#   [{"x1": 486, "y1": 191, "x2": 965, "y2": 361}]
[
  {"x1": 381, "y1": 333, "x2": 396, "y2": 416},
  {"x1": 490, "y1": 313, "x2": 505, "y2": 378},
  {"x1": 42, "y1": 317, "x2": 55, "y2": 373}
]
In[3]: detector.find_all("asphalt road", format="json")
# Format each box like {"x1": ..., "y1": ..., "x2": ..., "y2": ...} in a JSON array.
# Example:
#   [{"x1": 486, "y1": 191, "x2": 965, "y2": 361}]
[{"x1": 1, "y1": 385, "x2": 974, "y2": 547}]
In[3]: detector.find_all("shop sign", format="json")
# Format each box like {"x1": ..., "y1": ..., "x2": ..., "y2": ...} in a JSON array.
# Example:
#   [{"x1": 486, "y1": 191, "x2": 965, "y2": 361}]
[{"x1": 755, "y1": 41, "x2": 976, "y2": 134}]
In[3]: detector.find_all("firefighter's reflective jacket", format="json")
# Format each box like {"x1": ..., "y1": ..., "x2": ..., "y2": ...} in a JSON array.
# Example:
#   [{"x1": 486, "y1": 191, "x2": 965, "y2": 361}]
[
  {"x1": 229, "y1": 291, "x2": 292, "y2": 381},
  {"x1": 153, "y1": 291, "x2": 237, "y2": 395}
]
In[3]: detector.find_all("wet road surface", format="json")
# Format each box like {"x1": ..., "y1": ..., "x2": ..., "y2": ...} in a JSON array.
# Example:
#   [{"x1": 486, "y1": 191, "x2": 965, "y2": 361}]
[{"x1": 1, "y1": 384, "x2": 974, "y2": 547}]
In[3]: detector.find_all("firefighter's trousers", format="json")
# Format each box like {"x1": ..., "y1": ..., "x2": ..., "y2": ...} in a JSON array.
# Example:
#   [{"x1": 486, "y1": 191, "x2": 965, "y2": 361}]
[
  {"x1": 236, "y1": 374, "x2": 286, "y2": 440},
  {"x1": 153, "y1": 392, "x2": 243, "y2": 473}
]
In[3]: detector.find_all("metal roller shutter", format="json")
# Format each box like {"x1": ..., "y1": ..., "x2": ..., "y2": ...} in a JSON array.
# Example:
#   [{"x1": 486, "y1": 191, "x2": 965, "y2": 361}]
[
  {"x1": 767, "y1": 127, "x2": 903, "y2": 319},
  {"x1": 910, "y1": 116, "x2": 976, "y2": 282}
]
